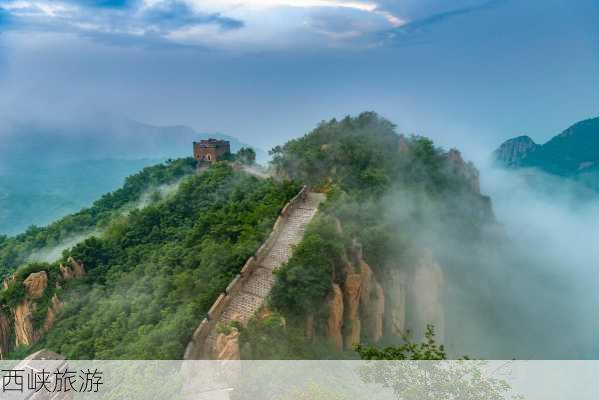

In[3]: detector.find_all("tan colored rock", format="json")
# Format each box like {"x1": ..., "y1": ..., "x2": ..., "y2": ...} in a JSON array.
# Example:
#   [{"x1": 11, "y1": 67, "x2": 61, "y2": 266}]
[
  {"x1": 3, "y1": 276, "x2": 15, "y2": 290},
  {"x1": 410, "y1": 251, "x2": 445, "y2": 342},
  {"x1": 23, "y1": 271, "x2": 48, "y2": 299},
  {"x1": 326, "y1": 284, "x2": 344, "y2": 352},
  {"x1": 59, "y1": 264, "x2": 74, "y2": 280},
  {"x1": 14, "y1": 301, "x2": 35, "y2": 347},
  {"x1": 68, "y1": 257, "x2": 86, "y2": 278},
  {"x1": 215, "y1": 330, "x2": 240, "y2": 360},
  {"x1": 61, "y1": 258, "x2": 86, "y2": 280},
  {"x1": 42, "y1": 295, "x2": 62, "y2": 333},
  {"x1": 0, "y1": 311, "x2": 12, "y2": 359},
  {"x1": 447, "y1": 148, "x2": 480, "y2": 193},
  {"x1": 343, "y1": 273, "x2": 361, "y2": 350},
  {"x1": 351, "y1": 255, "x2": 385, "y2": 344},
  {"x1": 384, "y1": 268, "x2": 407, "y2": 337}
]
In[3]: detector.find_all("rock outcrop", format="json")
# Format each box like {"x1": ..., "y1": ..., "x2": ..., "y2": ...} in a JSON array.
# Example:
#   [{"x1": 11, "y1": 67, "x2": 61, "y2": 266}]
[
  {"x1": 326, "y1": 284, "x2": 344, "y2": 351},
  {"x1": 493, "y1": 135, "x2": 539, "y2": 166},
  {"x1": 342, "y1": 271, "x2": 362, "y2": 349},
  {"x1": 358, "y1": 256, "x2": 385, "y2": 343},
  {"x1": 447, "y1": 148, "x2": 481, "y2": 193},
  {"x1": 23, "y1": 272, "x2": 48, "y2": 299},
  {"x1": 215, "y1": 330, "x2": 240, "y2": 361},
  {"x1": 14, "y1": 301, "x2": 35, "y2": 347},
  {"x1": 383, "y1": 268, "x2": 407, "y2": 337},
  {"x1": 60, "y1": 257, "x2": 86, "y2": 280},
  {"x1": 319, "y1": 220, "x2": 446, "y2": 351},
  {"x1": 408, "y1": 251, "x2": 445, "y2": 342},
  {"x1": 0, "y1": 312, "x2": 12, "y2": 359},
  {"x1": 0, "y1": 259, "x2": 83, "y2": 358}
]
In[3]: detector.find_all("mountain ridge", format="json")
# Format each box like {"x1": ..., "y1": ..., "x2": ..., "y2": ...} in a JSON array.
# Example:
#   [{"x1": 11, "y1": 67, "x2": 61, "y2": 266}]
[{"x1": 493, "y1": 116, "x2": 599, "y2": 186}]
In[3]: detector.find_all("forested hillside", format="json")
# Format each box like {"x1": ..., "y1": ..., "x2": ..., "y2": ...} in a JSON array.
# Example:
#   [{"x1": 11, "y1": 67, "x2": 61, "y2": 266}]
[
  {"x1": 241, "y1": 112, "x2": 499, "y2": 359},
  {"x1": 493, "y1": 117, "x2": 599, "y2": 192},
  {"x1": 0, "y1": 162, "x2": 298, "y2": 359},
  {"x1": 0, "y1": 158, "x2": 197, "y2": 278},
  {"x1": 0, "y1": 112, "x2": 503, "y2": 360}
]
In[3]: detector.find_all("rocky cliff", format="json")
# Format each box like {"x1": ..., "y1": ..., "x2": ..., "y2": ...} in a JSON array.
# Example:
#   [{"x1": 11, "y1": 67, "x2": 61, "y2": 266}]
[
  {"x1": 0, "y1": 258, "x2": 85, "y2": 358},
  {"x1": 322, "y1": 225, "x2": 445, "y2": 350},
  {"x1": 493, "y1": 135, "x2": 539, "y2": 167}
]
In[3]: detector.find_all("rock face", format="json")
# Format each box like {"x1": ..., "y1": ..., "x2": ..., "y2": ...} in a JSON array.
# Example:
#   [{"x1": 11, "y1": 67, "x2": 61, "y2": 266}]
[
  {"x1": 14, "y1": 301, "x2": 36, "y2": 347},
  {"x1": 383, "y1": 268, "x2": 407, "y2": 337},
  {"x1": 326, "y1": 284, "x2": 344, "y2": 351},
  {"x1": 342, "y1": 272, "x2": 362, "y2": 349},
  {"x1": 23, "y1": 272, "x2": 48, "y2": 299},
  {"x1": 43, "y1": 295, "x2": 62, "y2": 333},
  {"x1": 0, "y1": 260, "x2": 82, "y2": 358},
  {"x1": 493, "y1": 135, "x2": 539, "y2": 166},
  {"x1": 358, "y1": 256, "x2": 384, "y2": 343},
  {"x1": 215, "y1": 330, "x2": 240, "y2": 360},
  {"x1": 319, "y1": 222, "x2": 446, "y2": 351},
  {"x1": 408, "y1": 252, "x2": 445, "y2": 342},
  {"x1": 0, "y1": 312, "x2": 12, "y2": 359},
  {"x1": 60, "y1": 257, "x2": 86, "y2": 280},
  {"x1": 447, "y1": 148, "x2": 482, "y2": 193}
]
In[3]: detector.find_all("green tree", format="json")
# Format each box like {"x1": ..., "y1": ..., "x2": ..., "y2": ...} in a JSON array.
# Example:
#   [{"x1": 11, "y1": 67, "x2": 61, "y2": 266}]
[
  {"x1": 236, "y1": 147, "x2": 257, "y2": 165},
  {"x1": 355, "y1": 326, "x2": 523, "y2": 400}
]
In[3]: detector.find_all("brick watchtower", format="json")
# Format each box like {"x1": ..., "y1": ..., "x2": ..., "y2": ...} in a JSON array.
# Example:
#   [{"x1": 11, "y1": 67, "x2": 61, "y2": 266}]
[{"x1": 193, "y1": 139, "x2": 231, "y2": 164}]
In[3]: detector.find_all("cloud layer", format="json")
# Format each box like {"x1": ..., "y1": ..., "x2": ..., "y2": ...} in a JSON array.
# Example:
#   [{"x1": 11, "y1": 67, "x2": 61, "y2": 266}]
[{"x1": 0, "y1": 0, "x2": 407, "y2": 49}]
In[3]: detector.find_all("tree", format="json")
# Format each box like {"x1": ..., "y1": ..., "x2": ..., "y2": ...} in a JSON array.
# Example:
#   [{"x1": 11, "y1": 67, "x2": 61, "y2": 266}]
[
  {"x1": 354, "y1": 326, "x2": 523, "y2": 400},
  {"x1": 236, "y1": 147, "x2": 256, "y2": 165},
  {"x1": 354, "y1": 325, "x2": 447, "y2": 360}
]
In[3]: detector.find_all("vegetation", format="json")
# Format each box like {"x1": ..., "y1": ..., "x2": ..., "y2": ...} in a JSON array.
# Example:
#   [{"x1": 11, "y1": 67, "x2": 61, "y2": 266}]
[
  {"x1": 354, "y1": 325, "x2": 447, "y2": 360},
  {"x1": 2, "y1": 162, "x2": 299, "y2": 359},
  {"x1": 241, "y1": 112, "x2": 497, "y2": 358},
  {"x1": 0, "y1": 158, "x2": 197, "y2": 278},
  {"x1": 270, "y1": 214, "x2": 345, "y2": 317},
  {"x1": 236, "y1": 147, "x2": 257, "y2": 165}
]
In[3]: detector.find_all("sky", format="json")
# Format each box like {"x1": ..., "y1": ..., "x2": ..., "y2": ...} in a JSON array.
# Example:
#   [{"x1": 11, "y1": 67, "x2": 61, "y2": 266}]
[{"x1": 0, "y1": 0, "x2": 598, "y2": 160}]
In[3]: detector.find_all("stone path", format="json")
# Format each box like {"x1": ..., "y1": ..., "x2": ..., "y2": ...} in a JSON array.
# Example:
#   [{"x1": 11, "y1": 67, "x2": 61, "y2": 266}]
[{"x1": 202, "y1": 192, "x2": 325, "y2": 357}]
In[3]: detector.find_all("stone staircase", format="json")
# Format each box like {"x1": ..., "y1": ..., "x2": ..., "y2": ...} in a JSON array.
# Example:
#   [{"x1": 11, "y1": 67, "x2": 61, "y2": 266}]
[{"x1": 184, "y1": 189, "x2": 325, "y2": 359}]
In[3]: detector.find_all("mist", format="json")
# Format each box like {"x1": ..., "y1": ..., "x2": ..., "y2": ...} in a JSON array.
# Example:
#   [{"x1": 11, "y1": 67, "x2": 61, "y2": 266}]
[{"x1": 396, "y1": 158, "x2": 599, "y2": 359}]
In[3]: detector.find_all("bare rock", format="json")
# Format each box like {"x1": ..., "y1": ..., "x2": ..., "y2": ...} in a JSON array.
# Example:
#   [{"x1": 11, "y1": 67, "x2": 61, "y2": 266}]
[
  {"x1": 326, "y1": 284, "x2": 344, "y2": 351},
  {"x1": 447, "y1": 148, "x2": 481, "y2": 193},
  {"x1": 2, "y1": 276, "x2": 15, "y2": 290},
  {"x1": 409, "y1": 251, "x2": 445, "y2": 342},
  {"x1": 343, "y1": 273, "x2": 362, "y2": 349},
  {"x1": 357, "y1": 255, "x2": 385, "y2": 343},
  {"x1": 69, "y1": 257, "x2": 86, "y2": 278},
  {"x1": 14, "y1": 301, "x2": 35, "y2": 347},
  {"x1": 23, "y1": 271, "x2": 48, "y2": 299},
  {"x1": 215, "y1": 330, "x2": 240, "y2": 361},
  {"x1": 384, "y1": 268, "x2": 407, "y2": 337},
  {"x1": 0, "y1": 311, "x2": 13, "y2": 359},
  {"x1": 42, "y1": 295, "x2": 62, "y2": 333}
]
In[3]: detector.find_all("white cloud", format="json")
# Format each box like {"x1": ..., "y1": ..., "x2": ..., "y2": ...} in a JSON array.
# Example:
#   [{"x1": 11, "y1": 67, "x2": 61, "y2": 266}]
[
  {"x1": 2, "y1": 0, "x2": 75, "y2": 17},
  {"x1": 2, "y1": 0, "x2": 407, "y2": 50}
]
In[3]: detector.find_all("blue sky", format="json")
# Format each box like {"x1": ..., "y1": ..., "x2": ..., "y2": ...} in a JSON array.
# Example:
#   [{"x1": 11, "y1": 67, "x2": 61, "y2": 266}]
[{"x1": 0, "y1": 0, "x2": 598, "y2": 159}]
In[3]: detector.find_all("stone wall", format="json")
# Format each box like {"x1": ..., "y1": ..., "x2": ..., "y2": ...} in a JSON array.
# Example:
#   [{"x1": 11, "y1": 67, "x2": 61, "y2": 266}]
[{"x1": 184, "y1": 186, "x2": 310, "y2": 359}]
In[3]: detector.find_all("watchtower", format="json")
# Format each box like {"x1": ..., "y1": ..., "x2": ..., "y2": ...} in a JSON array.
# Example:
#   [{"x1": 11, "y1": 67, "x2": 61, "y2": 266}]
[{"x1": 193, "y1": 139, "x2": 231, "y2": 164}]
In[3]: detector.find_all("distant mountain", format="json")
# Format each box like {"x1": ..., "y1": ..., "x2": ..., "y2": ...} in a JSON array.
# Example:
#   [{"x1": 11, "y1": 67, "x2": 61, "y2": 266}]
[
  {"x1": 0, "y1": 115, "x2": 263, "y2": 235},
  {"x1": 0, "y1": 115, "x2": 265, "y2": 169},
  {"x1": 493, "y1": 117, "x2": 599, "y2": 190}
]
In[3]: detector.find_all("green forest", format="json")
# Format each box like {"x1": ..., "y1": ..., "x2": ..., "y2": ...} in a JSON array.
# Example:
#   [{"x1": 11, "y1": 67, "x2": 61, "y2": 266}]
[
  {"x1": 0, "y1": 158, "x2": 197, "y2": 278},
  {"x1": 1, "y1": 162, "x2": 298, "y2": 359},
  {"x1": 0, "y1": 112, "x2": 497, "y2": 360},
  {"x1": 242, "y1": 112, "x2": 497, "y2": 358}
]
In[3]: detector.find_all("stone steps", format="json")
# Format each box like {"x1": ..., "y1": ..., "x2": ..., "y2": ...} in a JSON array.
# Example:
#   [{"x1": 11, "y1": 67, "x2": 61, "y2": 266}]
[{"x1": 203, "y1": 192, "x2": 324, "y2": 358}]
